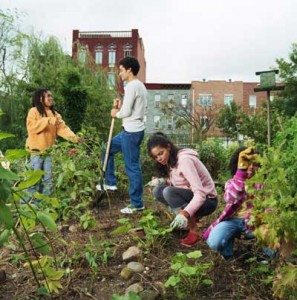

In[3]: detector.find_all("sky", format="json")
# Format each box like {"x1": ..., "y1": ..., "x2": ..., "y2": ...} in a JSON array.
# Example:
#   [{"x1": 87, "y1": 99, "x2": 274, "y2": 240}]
[{"x1": 2, "y1": 0, "x2": 297, "y2": 83}]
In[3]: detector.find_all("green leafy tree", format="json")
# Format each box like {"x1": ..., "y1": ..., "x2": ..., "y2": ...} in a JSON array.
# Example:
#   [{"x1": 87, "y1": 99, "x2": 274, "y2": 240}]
[
  {"x1": 216, "y1": 101, "x2": 240, "y2": 141},
  {"x1": 61, "y1": 69, "x2": 87, "y2": 133},
  {"x1": 275, "y1": 43, "x2": 297, "y2": 117}
]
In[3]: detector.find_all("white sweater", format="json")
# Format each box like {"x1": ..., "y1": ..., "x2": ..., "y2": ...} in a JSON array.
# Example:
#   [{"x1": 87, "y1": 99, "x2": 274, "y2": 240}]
[{"x1": 116, "y1": 79, "x2": 147, "y2": 132}]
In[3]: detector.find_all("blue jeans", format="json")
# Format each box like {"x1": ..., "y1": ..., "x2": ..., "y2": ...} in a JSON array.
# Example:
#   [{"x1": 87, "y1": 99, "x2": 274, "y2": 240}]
[
  {"x1": 27, "y1": 155, "x2": 53, "y2": 197},
  {"x1": 103, "y1": 129, "x2": 144, "y2": 208},
  {"x1": 207, "y1": 218, "x2": 254, "y2": 259}
]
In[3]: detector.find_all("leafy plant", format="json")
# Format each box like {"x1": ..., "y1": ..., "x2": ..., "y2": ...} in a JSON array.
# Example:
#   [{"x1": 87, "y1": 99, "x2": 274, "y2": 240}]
[
  {"x1": 165, "y1": 250, "x2": 213, "y2": 299},
  {"x1": 249, "y1": 116, "x2": 297, "y2": 298},
  {"x1": 111, "y1": 210, "x2": 172, "y2": 251}
]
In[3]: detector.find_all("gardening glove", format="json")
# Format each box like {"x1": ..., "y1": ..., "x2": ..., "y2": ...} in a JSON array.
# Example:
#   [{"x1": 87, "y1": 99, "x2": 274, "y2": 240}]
[
  {"x1": 238, "y1": 147, "x2": 258, "y2": 170},
  {"x1": 147, "y1": 177, "x2": 165, "y2": 187},
  {"x1": 170, "y1": 213, "x2": 188, "y2": 229}
]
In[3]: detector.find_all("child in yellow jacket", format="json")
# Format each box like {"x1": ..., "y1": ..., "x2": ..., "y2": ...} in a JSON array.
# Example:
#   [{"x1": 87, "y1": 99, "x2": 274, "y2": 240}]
[{"x1": 26, "y1": 88, "x2": 80, "y2": 198}]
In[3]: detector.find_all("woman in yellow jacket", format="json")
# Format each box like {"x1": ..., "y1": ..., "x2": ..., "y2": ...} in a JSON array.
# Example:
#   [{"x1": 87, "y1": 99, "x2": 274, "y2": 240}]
[{"x1": 26, "y1": 88, "x2": 80, "y2": 197}]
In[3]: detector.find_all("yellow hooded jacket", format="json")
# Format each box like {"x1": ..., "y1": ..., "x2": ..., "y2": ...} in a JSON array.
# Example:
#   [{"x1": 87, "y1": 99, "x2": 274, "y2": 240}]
[{"x1": 25, "y1": 107, "x2": 78, "y2": 154}]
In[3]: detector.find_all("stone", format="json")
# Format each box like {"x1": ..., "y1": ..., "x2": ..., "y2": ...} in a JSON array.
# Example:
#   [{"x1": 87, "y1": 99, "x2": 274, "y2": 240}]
[
  {"x1": 125, "y1": 283, "x2": 143, "y2": 295},
  {"x1": 69, "y1": 225, "x2": 77, "y2": 233},
  {"x1": 127, "y1": 262, "x2": 145, "y2": 273},
  {"x1": 122, "y1": 246, "x2": 141, "y2": 261},
  {"x1": 120, "y1": 267, "x2": 134, "y2": 280}
]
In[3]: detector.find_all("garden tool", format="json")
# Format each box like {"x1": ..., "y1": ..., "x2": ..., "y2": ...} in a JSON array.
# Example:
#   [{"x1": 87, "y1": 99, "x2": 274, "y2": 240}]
[{"x1": 91, "y1": 101, "x2": 119, "y2": 208}]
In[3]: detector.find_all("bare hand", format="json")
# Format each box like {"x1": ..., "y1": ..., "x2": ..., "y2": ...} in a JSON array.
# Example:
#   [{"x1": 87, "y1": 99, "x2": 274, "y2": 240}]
[{"x1": 113, "y1": 99, "x2": 121, "y2": 109}]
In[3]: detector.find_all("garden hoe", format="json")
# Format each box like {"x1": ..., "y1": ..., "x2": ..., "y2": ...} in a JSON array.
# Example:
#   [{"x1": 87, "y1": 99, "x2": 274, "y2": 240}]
[{"x1": 92, "y1": 102, "x2": 118, "y2": 208}]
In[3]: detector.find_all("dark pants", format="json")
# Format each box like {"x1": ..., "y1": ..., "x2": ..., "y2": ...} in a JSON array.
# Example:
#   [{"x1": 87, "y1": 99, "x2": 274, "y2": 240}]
[{"x1": 153, "y1": 184, "x2": 217, "y2": 217}]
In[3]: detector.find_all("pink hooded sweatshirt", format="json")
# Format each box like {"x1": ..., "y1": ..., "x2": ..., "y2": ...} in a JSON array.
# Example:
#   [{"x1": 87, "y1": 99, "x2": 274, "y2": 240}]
[{"x1": 169, "y1": 149, "x2": 217, "y2": 217}]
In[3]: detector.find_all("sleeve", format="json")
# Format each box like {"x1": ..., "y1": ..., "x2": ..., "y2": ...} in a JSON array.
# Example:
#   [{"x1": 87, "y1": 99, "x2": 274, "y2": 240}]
[
  {"x1": 224, "y1": 169, "x2": 248, "y2": 204},
  {"x1": 116, "y1": 85, "x2": 135, "y2": 119},
  {"x1": 179, "y1": 157, "x2": 207, "y2": 217},
  {"x1": 26, "y1": 109, "x2": 56, "y2": 134},
  {"x1": 56, "y1": 113, "x2": 78, "y2": 142}
]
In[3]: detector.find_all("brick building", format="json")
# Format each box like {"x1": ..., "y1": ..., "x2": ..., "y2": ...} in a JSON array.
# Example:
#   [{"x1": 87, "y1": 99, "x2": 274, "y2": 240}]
[
  {"x1": 72, "y1": 29, "x2": 146, "y2": 89},
  {"x1": 144, "y1": 80, "x2": 270, "y2": 142}
]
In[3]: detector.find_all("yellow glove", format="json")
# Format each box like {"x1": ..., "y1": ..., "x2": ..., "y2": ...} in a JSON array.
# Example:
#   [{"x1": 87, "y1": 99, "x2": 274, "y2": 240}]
[{"x1": 238, "y1": 147, "x2": 258, "y2": 170}]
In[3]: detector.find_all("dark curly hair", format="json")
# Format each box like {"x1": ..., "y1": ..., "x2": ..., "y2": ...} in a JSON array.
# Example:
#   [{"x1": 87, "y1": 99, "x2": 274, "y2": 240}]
[
  {"x1": 147, "y1": 132, "x2": 179, "y2": 177},
  {"x1": 119, "y1": 56, "x2": 140, "y2": 75},
  {"x1": 32, "y1": 88, "x2": 56, "y2": 117}
]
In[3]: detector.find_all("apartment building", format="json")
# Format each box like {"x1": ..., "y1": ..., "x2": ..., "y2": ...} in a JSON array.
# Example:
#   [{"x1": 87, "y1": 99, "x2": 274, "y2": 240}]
[
  {"x1": 144, "y1": 80, "x2": 269, "y2": 141},
  {"x1": 72, "y1": 29, "x2": 146, "y2": 89},
  {"x1": 144, "y1": 83, "x2": 192, "y2": 144}
]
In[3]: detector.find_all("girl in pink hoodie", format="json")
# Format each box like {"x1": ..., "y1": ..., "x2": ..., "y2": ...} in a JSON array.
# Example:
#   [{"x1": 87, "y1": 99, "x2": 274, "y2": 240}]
[{"x1": 147, "y1": 132, "x2": 218, "y2": 247}]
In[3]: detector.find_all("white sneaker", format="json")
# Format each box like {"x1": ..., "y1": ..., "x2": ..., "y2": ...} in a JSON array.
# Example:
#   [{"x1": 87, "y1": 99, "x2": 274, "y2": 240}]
[
  {"x1": 120, "y1": 205, "x2": 145, "y2": 214},
  {"x1": 96, "y1": 184, "x2": 117, "y2": 191}
]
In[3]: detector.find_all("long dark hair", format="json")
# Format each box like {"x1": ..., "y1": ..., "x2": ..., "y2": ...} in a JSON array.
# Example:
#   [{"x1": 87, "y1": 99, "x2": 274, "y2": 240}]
[
  {"x1": 147, "y1": 132, "x2": 179, "y2": 177},
  {"x1": 229, "y1": 146, "x2": 247, "y2": 176},
  {"x1": 32, "y1": 88, "x2": 56, "y2": 117}
]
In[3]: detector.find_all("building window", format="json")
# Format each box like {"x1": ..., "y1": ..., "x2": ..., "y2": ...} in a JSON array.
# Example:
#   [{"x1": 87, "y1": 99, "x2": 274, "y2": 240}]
[
  {"x1": 199, "y1": 94, "x2": 212, "y2": 106},
  {"x1": 108, "y1": 72, "x2": 116, "y2": 89},
  {"x1": 123, "y1": 43, "x2": 133, "y2": 57},
  {"x1": 167, "y1": 117, "x2": 173, "y2": 130},
  {"x1": 154, "y1": 116, "x2": 160, "y2": 129},
  {"x1": 181, "y1": 95, "x2": 188, "y2": 107},
  {"x1": 249, "y1": 95, "x2": 257, "y2": 108},
  {"x1": 154, "y1": 94, "x2": 161, "y2": 108},
  {"x1": 95, "y1": 51, "x2": 103, "y2": 64},
  {"x1": 224, "y1": 94, "x2": 233, "y2": 106},
  {"x1": 95, "y1": 44, "x2": 103, "y2": 64},
  {"x1": 168, "y1": 94, "x2": 174, "y2": 101},
  {"x1": 108, "y1": 51, "x2": 116, "y2": 66},
  {"x1": 78, "y1": 46, "x2": 87, "y2": 63},
  {"x1": 124, "y1": 49, "x2": 132, "y2": 57}
]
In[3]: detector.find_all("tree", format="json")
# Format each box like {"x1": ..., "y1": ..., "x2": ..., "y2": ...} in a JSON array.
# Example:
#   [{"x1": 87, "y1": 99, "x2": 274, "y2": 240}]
[
  {"x1": 61, "y1": 69, "x2": 87, "y2": 133},
  {"x1": 160, "y1": 98, "x2": 220, "y2": 143},
  {"x1": 216, "y1": 101, "x2": 240, "y2": 142},
  {"x1": 276, "y1": 43, "x2": 297, "y2": 117}
]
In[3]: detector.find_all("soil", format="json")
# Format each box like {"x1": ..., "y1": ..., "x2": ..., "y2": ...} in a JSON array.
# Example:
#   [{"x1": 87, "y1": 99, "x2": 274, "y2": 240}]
[{"x1": 0, "y1": 189, "x2": 274, "y2": 300}]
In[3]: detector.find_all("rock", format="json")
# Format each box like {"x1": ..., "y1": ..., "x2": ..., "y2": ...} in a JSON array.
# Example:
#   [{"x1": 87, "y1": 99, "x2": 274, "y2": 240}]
[
  {"x1": 69, "y1": 225, "x2": 77, "y2": 233},
  {"x1": 122, "y1": 246, "x2": 141, "y2": 261},
  {"x1": 127, "y1": 262, "x2": 145, "y2": 273},
  {"x1": 125, "y1": 283, "x2": 143, "y2": 295},
  {"x1": 139, "y1": 289, "x2": 160, "y2": 300},
  {"x1": 120, "y1": 267, "x2": 134, "y2": 280}
]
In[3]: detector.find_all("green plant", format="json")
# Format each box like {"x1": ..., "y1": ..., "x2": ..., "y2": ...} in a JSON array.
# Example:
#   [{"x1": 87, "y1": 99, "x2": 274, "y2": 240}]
[
  {"x1": 137, "y1": 210, "x2": 173, "y2": 250},
  {"x1": 195, "y1": 138, "x2": 229, "y2": 180},
  {"x1": 0, "y1": 132, "x2": 66, "y2": 296},
  {"x1": 165, "y1": 250, "x2": 213, "y2": 299},
  {"x1": 84, "y1": 235, "x2": 115, "y2": 276},
  {"x1": 249, "y1": 116, "x2": 297, "y2": 298},
  {"x1": 111, "y1": 210, "x2": 172, "y2": 251}
]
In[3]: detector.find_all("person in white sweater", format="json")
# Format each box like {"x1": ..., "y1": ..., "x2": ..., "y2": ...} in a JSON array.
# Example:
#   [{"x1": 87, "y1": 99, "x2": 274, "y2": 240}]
[{"x1": 97, "y1": 56, "x2": 147, "y2": 214}]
